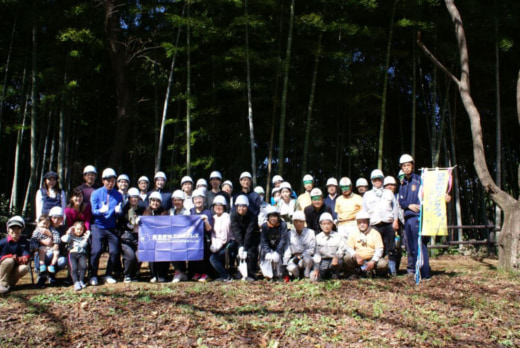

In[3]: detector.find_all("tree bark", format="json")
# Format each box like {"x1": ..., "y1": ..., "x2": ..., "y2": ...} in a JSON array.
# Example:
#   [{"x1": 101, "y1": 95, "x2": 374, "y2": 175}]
[
  {"x1": 186, "y1": 0, "x2": 192, "y2": 176},
  {"x1": 244, "y1": 0, "x2": 257, "y2": 186}
]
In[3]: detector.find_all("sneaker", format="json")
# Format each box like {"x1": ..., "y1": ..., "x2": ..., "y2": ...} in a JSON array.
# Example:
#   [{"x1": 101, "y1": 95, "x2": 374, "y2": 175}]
[
  {"x1": 223, "y1": 277, "x2": 233, "y2": 283},
  {"x1": 0, "y1": 285, "x2": 9, "y2": 293},
  {"x1": 48, "y1": 265, "x2": 56, "y2": 273},
  {"x1": 74, "y1": 282, "x2": 82, "y2": 291},
  {"x1": 172, "y1": 270, "x2": 187, "y2": 283},
  {"x1": 104, "y1": 276, "x2": 117, "y2": 284},
  {"x1": 39, "y1": 265, "x2": 47, "y2": 273},
  {"x1": 191, "y1": 273, "x2": 201, "y2": 281},
  {"x1": 80, "y1": 281, "x2": 87, "y2": 289},
  {"x1": 150, "y1": 277, "x2": 158, "y2": 283},
  {"x1": 244, "y1": 276, "x2": 256, "y2": 282},
  {"x1": 90, "y1": 277, "x2": 99, "y2": 286},
  {"x1": 124, "y1": 276, "x2": 132, "y2": 283},
  {"x1": 198, "y1": 274, "x2": 209, "y2": 282}
]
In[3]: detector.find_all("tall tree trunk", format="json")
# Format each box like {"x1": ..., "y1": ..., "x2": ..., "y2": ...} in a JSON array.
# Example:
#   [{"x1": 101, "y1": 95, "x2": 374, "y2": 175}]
[
  {"x1": 419, "y1": 0, "x2": 520, "y2": 271},
  {"x1": 186, "y1": 0, "x2": 192, "y2": 176},
  {"x1": 377, "y1": 0, "x2": 398, "y2": 169},
  {"x1": 302, "y1": 31, "x2": 322, "y2": 177},
  {"x1": 9, "y1": 92, "x2": 29, "y2": 214},
  {"x1": 277, "y1": 0, "x2": 295, "y2": 174},
  {"x1": 244, "y1": 0, "x2": 257, "y2": 186},
  {"x1": 58, "y1": 73, "x2": 67, "y2": 187},
  {"x1": 494, "y1": 0, "x2": 502, "y2": 234},
  {"x1": 156, "y1": 6, "x2": 184, "y2": 172},
  {"x1": 411, "y1": 30, "x2": 417, "y2": 157}
]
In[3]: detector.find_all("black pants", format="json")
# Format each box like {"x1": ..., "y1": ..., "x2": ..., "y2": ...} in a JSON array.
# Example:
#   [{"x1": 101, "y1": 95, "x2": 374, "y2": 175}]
[
  {"x1": 121, "y1": 240, "x2": 140, "y2": 278},
  {"x1": 69, "y1": 252, "x2": 87, "y2": 283},
  {"x1": 372, "y1": 222, "x2": 397, "y2": 262}
]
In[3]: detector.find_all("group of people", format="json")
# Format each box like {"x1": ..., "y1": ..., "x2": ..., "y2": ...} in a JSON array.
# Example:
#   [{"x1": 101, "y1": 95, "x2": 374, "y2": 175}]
[{"x1": 0, "y1": 153, "x2": 435, "y2": 293}]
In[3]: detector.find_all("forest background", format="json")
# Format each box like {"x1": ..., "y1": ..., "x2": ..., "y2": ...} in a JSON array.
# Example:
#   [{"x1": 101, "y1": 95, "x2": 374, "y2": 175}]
[{"x1": 0, "y1": 0, "x2": 519, "y2": 231}]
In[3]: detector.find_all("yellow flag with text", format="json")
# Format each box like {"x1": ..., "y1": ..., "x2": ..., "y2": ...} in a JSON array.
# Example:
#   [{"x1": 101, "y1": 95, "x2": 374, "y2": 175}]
[{"x1": 421, "y1": 168, "x2": 450, "y2": 236}]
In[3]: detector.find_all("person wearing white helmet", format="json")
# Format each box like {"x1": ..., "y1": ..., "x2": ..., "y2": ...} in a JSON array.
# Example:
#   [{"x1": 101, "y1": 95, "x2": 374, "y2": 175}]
[
  {"x1": 196, "y1": 178, "x2": 208, "y2": 199},
  {"x1": 209, "y1": 195, "x2": 237, "y2": 282},
  {"x1": 284, "y1": 211, "x2": 315, "y2": 279},
  {"x1": 117, "y1": 174, "x2": 130, "y2": 204},
  {"x1": 169, "y1": 190, "x2": 190, "y2": 216},
  {"x1": 35, "y1": 171, "x2": 67, "y2": 221},
  {"x1": 384, "y1": 176, "x2": 404, "y2": 274},
  {"x1": 271, "y1": 187, "x2": 281, "y2": 206},
  {"x1": 259, "y1": 206, "x2": 289, "y2": 281},
  {"x1": 148, "y1": 171, "x2": 172, "y2": 211},
  {"x1": 254, "y1": 186, "x2": 272, "y2": 228},
  {"x1": 324, "y1": 178, "x2": 339, "y2": 219},
  {"x1": 137, "y1": 176, "x2": 150, "y2": 209},
  {"x1": 335, "y1": 177, "x2": 363, "y2": 241},
  {"x1": 272, "y1": 175, "x2": 284, "y2": 188},
  {"x1": 362, "y1": 169, "x2": 399, "y2": 276},
  {"x1": 311, "y1": 212, "x2": 345, "y2": 281},
  {"x1": 230, "y1": 194, "x2": 259, "y2": 281},
  {"x1": 186, "y1": 189, "x2": 214, "y2": 282},
  {"x1": 276, "y1": 182, "x2": 296, "y2": 230},
  {"x1": 344, "y1": 211, "x2": 388, "y2": 278},
  {"x1": 207, "y1": 171, "x2": 231, "y2": 212},
  {"x1": 398, "y1": 154, "x2": 431, "y2": 280},
  {"x1": 143, "y1": 190, "x2": 169, "y2": 283},
  {"x1": 89, "y1": 168, "x2": 125, "y2": 286},
  {"x1": 118, "y1": 187, "x2": 145, "y2": 283},
  {"x1": 304, "y1": 188, "x2": 334, "y2": 234},
  {"x1": 0, "y1": 216, "x2": 31, "y2": 293},
  {"x1": 355, "y1": 178, "x2": 369, "y2": 197},
  {"x1": 75, "y1": 165, "x2": 100, "y2": 204},
  {"x1": 233, "y1": 171, "x2": 262, "y2": 216},
  {"x1": 295, "y1": 174, "x2": 314, "y2": 212},
  {"x1": 181, "y1": 176, "x2": 194, "y2": 211}
]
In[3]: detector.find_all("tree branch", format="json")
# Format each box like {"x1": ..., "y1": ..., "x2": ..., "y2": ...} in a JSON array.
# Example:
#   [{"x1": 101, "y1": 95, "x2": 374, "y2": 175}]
[{"x1": 416, "y1": 30, "x2": 460, "y2": 86}]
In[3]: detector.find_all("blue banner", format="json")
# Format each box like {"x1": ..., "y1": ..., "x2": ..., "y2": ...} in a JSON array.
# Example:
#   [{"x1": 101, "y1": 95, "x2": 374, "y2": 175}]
[{"x1": 137, "y1": 215, "x2": 204, "y2": 262}]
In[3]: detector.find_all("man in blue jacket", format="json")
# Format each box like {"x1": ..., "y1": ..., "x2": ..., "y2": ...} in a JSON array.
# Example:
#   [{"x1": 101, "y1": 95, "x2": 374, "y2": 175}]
[{"x1": 90, "y1": 168, "x2": 124, "y2": 285}]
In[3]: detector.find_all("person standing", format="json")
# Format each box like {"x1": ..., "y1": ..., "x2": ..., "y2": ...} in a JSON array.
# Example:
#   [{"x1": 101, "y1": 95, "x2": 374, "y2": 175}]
[
  {"x1": 143, "y1": 192, "x2": 169, "y2": 283},
  {"x1": 35, "y1": 171, "x2": 67, "y2": 220},
  {"x1": 149, "y1": 171, "x2": 172, "y2": 211},
  {"x1": 233, "y1": 172, "x2": 262, "y2": 216},
  {"x1": 335, "y1": 177, "x2": 363, "y2": 242},
  {"x1": 209, "y1": 195, "x2": 236, "y2": 282},
  {"x1": 181, "y1": 176, "x2": 195, "y2": 211},
  {"x1": 295, "y1": 174, "x2": 314, "y2": 211},
  {"x1": 324, "y1": 178, "x2": 339, "y2": 219},
  {"x1": 89, "y1": 168, "x2": 124, "y2": 285},
  {"x1": 137, "y1": 176, "x2": 150, "y2": 210},
  {"x1": 355, "y1": 178, "x2": 369, "y2": 197},
  {"x1": 75, "y1": 165, "x2": 99, "y2": 204}
]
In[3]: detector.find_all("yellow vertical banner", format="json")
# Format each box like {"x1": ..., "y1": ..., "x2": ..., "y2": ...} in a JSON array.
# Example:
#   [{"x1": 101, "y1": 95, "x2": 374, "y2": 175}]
[{"x1": 421, "y1": 168, "x2": 450, "y2": 236}]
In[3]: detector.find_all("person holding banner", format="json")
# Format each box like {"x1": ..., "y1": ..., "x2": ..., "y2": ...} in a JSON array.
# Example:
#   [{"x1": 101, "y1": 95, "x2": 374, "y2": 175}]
[
  {"x1": 209, "y1": 195, "x2": 236, "y2": 282},
  {"x1": 89, "y1": 168, "x2": 124, "y2": 286},
  {"x1": 188, "y1": 189, "x2": 214, "y2": 282},
  {"x1": 398, "y1": 154, "x2": 431, "y2": 280},
  {"x1": 170, "y1": 190, "x2": 191, "y2": 283},
  {"x1": 143, "y1": 191, "x2": 169, "y2": 283},
  {"x1": 231, "y1": 195, "x2": 259, "y2": 281}
]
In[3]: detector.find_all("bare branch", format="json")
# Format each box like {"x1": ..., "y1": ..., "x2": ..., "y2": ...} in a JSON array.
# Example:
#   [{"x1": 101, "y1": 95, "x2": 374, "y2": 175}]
[{"x1": 416, "y1": 30, "x2": 460, "y2": 86}]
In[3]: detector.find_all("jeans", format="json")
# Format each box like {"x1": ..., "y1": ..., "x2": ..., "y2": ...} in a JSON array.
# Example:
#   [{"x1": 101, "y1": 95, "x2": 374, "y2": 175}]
[
  {"x1": 209, "y1": 241, "x2": 237, "y2": 279},
  {"x1": 121, "y1": 240, "x2": 139, "y2": 278},
  {"x1": 90, "y1": 225, "x2": 120, "y2": 278}
]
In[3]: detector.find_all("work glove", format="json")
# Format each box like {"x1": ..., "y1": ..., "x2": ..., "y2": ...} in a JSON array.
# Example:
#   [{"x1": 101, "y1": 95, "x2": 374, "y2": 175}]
[
  {"x1": 264, "y1": 252, "x2": 273, "y2": 262},
  {"x1": 238, "y1": 247, "x2": 247, "y2": 260},
  {"x1": 99, "y1": 204, "x2": 109, "y2": 213},
  {"x1": 115, "y1": 203, "x2": 122, "y2": 214},
  {"x1": 271, "y1": 252, "x2": 280, "y2": 264},
  {"x1": 210, "y1": 244, "x2": 220, "y2": 253}
]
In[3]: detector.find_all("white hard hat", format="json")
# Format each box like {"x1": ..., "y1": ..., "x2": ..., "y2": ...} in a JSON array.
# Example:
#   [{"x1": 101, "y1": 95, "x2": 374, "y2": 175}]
[
  {"x1": 127, "y1": 187, "x2": 139, "y2": 197},
  {"x1": 209, "y1": 171, "x2": 222, "y2": 180},
  {"x1": 310, "y1": 188, "x2": 323, "y2": 198},
  {"x1": 384, "y1": 176, "x2": 397, "y2": 186},
  {"x1": 254, "y1": 186, "x2": 265, "y2": 195},
  {"x1": 7, "y1": 216, "x2": 25, "y2": 229},
  {"x1": 235, "y1": 195, "x2": 249, "y2": 206},
  {"x1": 83, "y1": 165, "x2": 97, "y2": 175},
  {"x1": 117, "y1": 174, "x2": 130, "y2": 183},
  {"x1": 271, "y1": 187, "x2": 281, "y2": 195},
  {"x1": 49, "y1": 206, "x2": 64, "y2": 217},
  {"x1": 370, "y1": 169, "x2": 384, "y2": 180},
  {"x1": 292, "y1": 211, "x2": 306, "y2": 222},
  {"x1": 279, "y1": 182, "x2": 292, "y2": 192},
  {"x1": 398, "y1": 170, "x2": 405, "y2": 178},
  {"x1": 212, "y1": 195, "x2": 227, "y2": 206},
  {"x1": 222, "y1": 180, "x2": 233, "y2": 189},
  {"x1": 356, "y1": 178, "x2": 369, "y2": 187},
  {"x1": 239, "y1": 171, "x2": 252, "y2": 180},
  {"x1": 399, "y1": 154, "x2": 414, "y2": 165},
  {"x1": 326, "y1": 177, "x2": 338, "y2": 186},
  {"x1": 356, "y1": 210, "x2": 370, "y2": 221},
  {"x1": 196, "y1": 178, "x2": 208, "y2": 187},
  {"x1": 172, "y1": 190, "x2": 185, "y2": 200},
  {"x1": 265, "y1": 205, "x2": 279, "y2": 216},
  {"x1": 102, "y1": 168, "x2": 117, "y2": 179},
  {"x1": 272, "y1": 175, "x2": 284, "y2": 184},
  {"x1": 154, "y1": 171, "x2": 167, "y2": 181},
  {"x1": 302, "y1": 174, "x2": 313, "y2": 182},
  {"x1": 138, "y1": 176, "x2": 150, "y2": 183},
  {"x1": 319, "y1": 212, "x2": 333, "y2": 223},
  {"x1": 192, "y1": 188, "x2": 206, "y2": 198},
  {"x1": 181, "y1": 176, "x2": 193, "y2": 185},
  {"x1": 339, "y1": 177, "x2": 352, "y2": 186},
  {"x1": 149, "y1": 191, "x2": 163, "y2": 202}
]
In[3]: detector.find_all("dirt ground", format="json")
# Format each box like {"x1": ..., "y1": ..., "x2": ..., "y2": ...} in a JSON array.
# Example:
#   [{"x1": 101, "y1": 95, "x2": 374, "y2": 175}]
[{"x1": 0, "y1": 255, "x2": 518, "y2": 347}]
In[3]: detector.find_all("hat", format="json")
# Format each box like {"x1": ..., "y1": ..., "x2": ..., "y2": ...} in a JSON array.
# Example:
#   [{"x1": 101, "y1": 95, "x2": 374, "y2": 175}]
[
  {"x1": 265, "y1": 205, "x2": 279, "y2": 216},
  {"x1": 383, "y1": 176, "x2": 397, "y2": 186},
  {"x1": 49, "y1": 207, "x2": 64, "y2": 217},
  {"x1": 127, "y1": 188, "x2": 139, "y2": 197},
  {"x1": 239, "y1": 172, "x2": 252, "y2": 180},
  {"x1": 222, "y1": 180, "x2": 233, "y2": 189},
  {"x1": 356, "y1": 210, "x2": 370, "y2": 221},
  {"x1": 83, "y1": 165, "x2": 97, "y2": 175},
  {"x1": 149, "y1": 191, "x2": 163, "y2": 202},
  {"x1": 117, "y1": 174, "x2": 130, "y2": 183},
  {"x1": 43, "y1": 171, "x2": 58, "y2": 180},
  {"x1": 319, "y1": 213, "x2": 333, "y2": 222},
  {"x1": 272, "y1": 175, "x2": 284, "y2": 184},
  {"x1": 339, "y1": 177, "x2": 352, "y2": 186},
  {"x1": 310, "y1": 188, "x2": 323, "y2": 198},
  {"x1": 209, "y1": 171, "x2": 222, "y2": 180},
  {"x1": 356, "y1": 178, "x2": 369, "y2": 187},
  {"x1": 235, "y1": 195, "x2": 249, "y2": 206},
  {"x1": 192, "y1": 189, "x2": 206, "y2": 199},
  {"x1": 399, "y1": 154, "x2": 414, "y2": 165},
  {"x1": 138, "y1": 176, "x2": 150, "y2": 183},
  {"x1": 172, "y1": 190, "x2": 185, "y2": 200},
  {"x1": 292, "y1": 211, "x2": 306, "y2": 222},
  {"x1": 370, "y1": 169, "x2": 384, "y2": 180},
  {"x1": 279, "y1": 182, "x2": 292, "y2": 192},
  {"x1": 196, "y1": 178, "x2": 208, "y2": 187},
  {"x1": 7, "y1": 216, "x2": 25, "y2": 229},
  {"x1": 326, "y1": 178, "x2": 338, "y2": 186},
  {"x1": 154, "y1": 171, "x2": 167, "y2": 181},
  {"x1": 254, "y1": 186, "x2": 265, "y2": 195},
  {"x1": 271, "y1": 187, "x2": 281, "y2": 195},
  {"x1": 302, "y1": 174, "x2": 313, "y2": 182},
  {"x1": 181, "y1": 176, "x2": 193, "y2": 185},
  {"x1": 212, "y1": 195, "x2": 227, "y2": 206},
  {"x1": 102, "y1": 168, "x2": 117, "y2": 179}
]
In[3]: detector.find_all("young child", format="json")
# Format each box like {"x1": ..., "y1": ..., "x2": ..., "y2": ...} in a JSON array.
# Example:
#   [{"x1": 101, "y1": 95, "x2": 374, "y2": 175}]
[
  {"x1": 31, "y1": 214, "x2": 61, "y2": 273},
  {"x1": 61, "y1": 221, "x2": 90, "y2": 291}
]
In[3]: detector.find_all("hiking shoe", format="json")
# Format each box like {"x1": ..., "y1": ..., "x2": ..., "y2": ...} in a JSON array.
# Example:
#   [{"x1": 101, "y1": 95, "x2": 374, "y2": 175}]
[
  {"x1": 48, "y1": 265, "x2": 56, "y2": 273},
  {"x1": 150, "y1": 277, "x2": 158, "y2": 283},
  {"x1": 80, "y1": 281, "x2": 87, "y2": 289},
  {"x1": 104, "y1": 276, "x2": 117, "y2": 284},
  {"x1": 191, "y1": 273, "x2": 201, "y2": 281},
  {"x1": 172, "y1": 270, "x2": 187, "y2": 283},
  {"x1": 74, "y1": 282, "x2": 82, "y2": 291},
  {"x1": 124, "y1": 276, "x2": 132, "y2": 284},
  {"x1": 39, "y1": 265, "x2": 47, "y2": 273},
  {"x1": 198, "y1": 274, "x2": 209, "y2": 282},
  {"x1": 90, "y1": 277, "x2": 99, "y2": 286}
]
